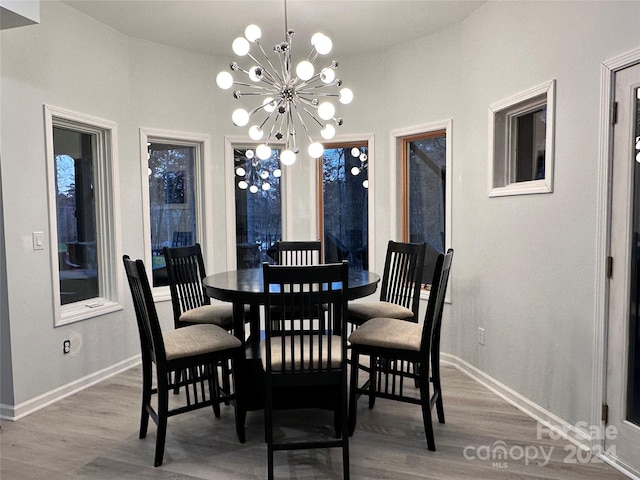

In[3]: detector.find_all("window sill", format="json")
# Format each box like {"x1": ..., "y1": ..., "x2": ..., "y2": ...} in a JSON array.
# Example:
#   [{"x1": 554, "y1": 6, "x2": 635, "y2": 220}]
[{"x1": 56, "y1": 299, "x2": 123, "y2": 327}]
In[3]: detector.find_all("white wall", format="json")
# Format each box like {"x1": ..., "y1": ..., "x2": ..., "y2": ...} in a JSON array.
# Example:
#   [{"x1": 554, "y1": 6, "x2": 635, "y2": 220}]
[{"x1": 1, "y1": 0, "x2": 639, "y2": 430}]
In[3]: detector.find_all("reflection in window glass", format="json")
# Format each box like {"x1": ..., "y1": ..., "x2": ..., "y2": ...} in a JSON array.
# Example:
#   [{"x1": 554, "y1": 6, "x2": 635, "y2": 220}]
[
  {"x1": 234, "y1": 147, "x2": 282, "y2": 269},
  {"x1": 405, "y1": 131, "x2": 446, "y2": 285},
  {"x1": 54, "y1": 127, "x2": 99, "y2": 305},
  {"x1": 148, "y1": 143, "x2": 196, "y2": 286},
  {"x1": 514, "y1": 106, "x2": 546, "y2": 182},
  {"x1": 322, "y1": 145, "x2": 369, "y2": 269}
]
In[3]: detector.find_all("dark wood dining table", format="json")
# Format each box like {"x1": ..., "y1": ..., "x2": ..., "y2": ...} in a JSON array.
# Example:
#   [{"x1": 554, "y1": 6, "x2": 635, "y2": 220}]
[
  {"x1": 202, "y1": 266, "x2": 381, "y2": 429},
  {"x1": 202, "y1": 266, "x2": 381, "y2": 343}
]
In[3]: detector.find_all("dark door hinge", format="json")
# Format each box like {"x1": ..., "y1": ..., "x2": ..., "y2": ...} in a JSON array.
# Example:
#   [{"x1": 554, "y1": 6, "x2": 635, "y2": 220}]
[
  {"x1": 602, "y1": 403, "x2": 609, "y2": 424},
  {"x1": 606, "y1": 256, "x2": 613, "y2": 278},
  {"x1": 612, "y1": 102, "x2": 618, "y2": 125}
]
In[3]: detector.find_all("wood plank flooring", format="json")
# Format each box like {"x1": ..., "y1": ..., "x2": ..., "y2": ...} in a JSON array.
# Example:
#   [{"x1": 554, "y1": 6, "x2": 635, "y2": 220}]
[{"x1": 0, "y1": 364, "x2": 629, "y2": 479}]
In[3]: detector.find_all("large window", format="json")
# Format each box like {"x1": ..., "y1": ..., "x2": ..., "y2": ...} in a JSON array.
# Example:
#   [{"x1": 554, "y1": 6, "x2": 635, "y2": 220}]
[
  {"x1": 233, "y1": 147, "x2": 282, "y2": 268},
  {"x1": 394, "y1": 122, "x2": 451, "y2": 287},
  {"x1": 320, "y1": 142, "x2": 369, "y2": 269},
  {"x1": 147, "y1": 143, "x2": 197, "y2": 287},
  {"x1": 45, "y1": 106, "x2": 122, "y2": 326},
  {"x1": 140, "y1": 129, "x2": 207, "y2": 290}
]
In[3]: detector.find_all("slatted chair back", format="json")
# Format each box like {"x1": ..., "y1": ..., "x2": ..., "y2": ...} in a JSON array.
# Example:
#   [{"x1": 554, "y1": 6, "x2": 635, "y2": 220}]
[
  {"x1": 123, "y1": 255, "x2": 167, "y2": 363},
  {"x1": 379, "y1": 240, "x2": 426, "y2": 321},
  {"x1": 163, "y1": 244, "x2": 210, "y2": 328},
  {"x1": 422, "y1": 248, "x2": 454, "y2": 365},
  {"x1": 276, "y1": 240, "x2": 322, "y2": 266}
]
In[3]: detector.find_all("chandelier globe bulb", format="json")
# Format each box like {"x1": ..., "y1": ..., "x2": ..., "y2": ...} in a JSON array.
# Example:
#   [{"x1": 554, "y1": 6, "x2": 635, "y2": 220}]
[
  {"x1": 311, "y1": 33, "x2": 332, "y2": 55},
  {"x1": 308, "y1": 142, "x2": 324, "y2": 159},
  {"x1": 351, "y1": 147, "x2": 361, "y2": 157},
  {"x1": 339, "y1": 88, "x2": 353, "y2": 104},
  {"x1": 256, "y1": 144, "x2": 272, "y2": 160},
  {"x1": 238, "y1": 180, "x2": 248, "y2": 190},
  {"x1": 236, "y1": 167, "x2": 246, "y2": 177},
  {"x1": 249, "y1": 125, "x2": 264, "y2": 140},
  {"x1": 249, "y1": 66, "x2": 262, "y2": 82},
  {"x1": 320, "y1": 67, "x2": 335, "y2": 84},
  {"x1": 249, "y1": 184, "x2": 259, "y2": 194},
  {"x1": 262, "y1": 182, "x2": 271, "y2": 191},
  {"x1": 362, "y1": 179, "x2": 369, "y2": 189},
  {"x1": 216, "y1": 71, "x2": 233, "y2": 89},
  {"x1": 280, "y1": 149, "x2": 297, "y2": 166},
  {"x1": 296, "y1": 61, "x2": 314, "y2": 81},
  {"x1": 317, "y1": 102, "x2": 335, "y2": 121},
  {"x1": 244, "y1": 24, "x2": 261, "y2": 42},
  {"x1": 232, "y1": 108, "x2": 250, "y2": 126},
  {"x1": 232, "y1": 37, "x2": 251, "y2": 56},
  {"x1": 273, "y1": 168, "x2": 282, "y2": 178},
  {"x1": 351, "y1": 166, "x2": 360, "y2": 176},
  {"x1": 321, "y1": 124, "x2": 336, "y2": 140},
  {"x1": 245, "y1": 149, "x2": 255, "y2": 159},
  {"x1": 263, "y1": 97, "x2": 276, "y2": 113}
]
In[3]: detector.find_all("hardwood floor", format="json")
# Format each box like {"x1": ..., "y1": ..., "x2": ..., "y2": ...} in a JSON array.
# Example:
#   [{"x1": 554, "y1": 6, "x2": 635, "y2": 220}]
[{"x1": 0, "y1": 364, "x2": 629, "y2": 479}]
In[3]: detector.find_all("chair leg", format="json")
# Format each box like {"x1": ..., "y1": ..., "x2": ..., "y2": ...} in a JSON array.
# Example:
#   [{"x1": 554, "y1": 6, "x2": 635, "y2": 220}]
[
  {"x1": 431, "y1": 352, "x2": 445, "y2": 424},
  {"x1": 154, "y1": 386, "x2": 169, "y2": 467},
  {"x1": 140, "y1": 360, "x2": 152, "y2": 439},
  {"x1": 210, "y1": 366, "x2": 221, "y2": 418},
  {"x1": 265, "y1": 384, "x2": 274, "y2": 480},
  {"x1": 368, "y1": 355, "x2": 377, "y2": 409},
  {"x1": 221, "y1": 359, "x2": 231, "y2": 405},
  {"x1": 341, "y1": 377, "x2": 350, "y2": 480},
  {"x1": 348, "y1": 350, "x2": 359, "y2": 436},
  {"x1": 419, "y1": 367, "x2": 436, "y2": 452}
]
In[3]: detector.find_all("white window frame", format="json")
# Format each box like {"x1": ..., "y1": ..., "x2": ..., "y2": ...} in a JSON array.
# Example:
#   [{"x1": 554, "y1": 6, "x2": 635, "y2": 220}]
[
  {"x1": 391, "y1": 120, "x2": 452, "y2": 302},
  {"x1": 44, "y1": 105, "x2": 123, "y2": 326},
  {"x1": 488, "y1": 79, "x2": 556, "y2": 197},
  {"x1": 139, "y1": 128, "x2": 209, "y2": 301}
]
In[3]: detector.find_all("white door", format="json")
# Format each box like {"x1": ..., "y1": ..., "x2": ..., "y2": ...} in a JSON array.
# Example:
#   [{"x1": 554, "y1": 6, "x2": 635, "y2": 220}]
[{"x1": 606, "y1": 61, "x2": 640, "y2": 476}]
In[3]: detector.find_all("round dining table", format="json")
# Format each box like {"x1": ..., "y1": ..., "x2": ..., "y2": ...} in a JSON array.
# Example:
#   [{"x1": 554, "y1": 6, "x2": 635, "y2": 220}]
[
  {"x1": 202, "y1": 266, "x2": 381, "y2": 342},
  {"x1": 202, "y1": 266, "x2": 380, "y2": 431}
]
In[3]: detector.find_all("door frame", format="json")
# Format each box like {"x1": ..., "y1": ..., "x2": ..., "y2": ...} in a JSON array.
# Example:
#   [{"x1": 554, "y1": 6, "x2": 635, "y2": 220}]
[{"x1": 594, "y1": 47, "x2": 640, "y2": 476}]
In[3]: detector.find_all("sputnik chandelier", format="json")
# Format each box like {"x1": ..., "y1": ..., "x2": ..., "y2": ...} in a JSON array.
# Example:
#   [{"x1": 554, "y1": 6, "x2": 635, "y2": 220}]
[{"x1": 216, "y1": 1, "x2": 353, "y2": 166}]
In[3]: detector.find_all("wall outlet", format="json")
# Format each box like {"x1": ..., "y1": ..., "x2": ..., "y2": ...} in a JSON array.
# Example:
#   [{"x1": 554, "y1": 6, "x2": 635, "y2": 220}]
[
  {"x1": 478, "y1": 327, "x2": 486, "y2": 346},
  {"x1": 63, "y1": 339, "x2": 71, "y2": 354}
]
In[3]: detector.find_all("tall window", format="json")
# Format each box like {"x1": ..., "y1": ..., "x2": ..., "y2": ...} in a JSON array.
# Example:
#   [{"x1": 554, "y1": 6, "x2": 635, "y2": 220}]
[
  {"x1": 147, "y1": 142, "x2": 197, "y2": 287},
  {"x1": 320, "y1": 142, "x2": 369, "y2": 269},
  {"x1": 401, "y1": 129, "x2": 448, "y2": 286},
  {"x1": 46, "y1": 106, "x2": 121, "y2": 326},
  {"x1": 234, "y1": 147, "x2": 282, "y2": 268}
]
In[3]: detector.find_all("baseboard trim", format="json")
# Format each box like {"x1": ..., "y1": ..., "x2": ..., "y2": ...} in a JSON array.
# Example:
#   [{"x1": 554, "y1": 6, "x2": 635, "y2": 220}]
[
  {"x1": 0, "y1": 355, "x2": 141, "y2": 421},
  {"x1": 441, "y1": 353, "x2": 591, "y2": 450}
]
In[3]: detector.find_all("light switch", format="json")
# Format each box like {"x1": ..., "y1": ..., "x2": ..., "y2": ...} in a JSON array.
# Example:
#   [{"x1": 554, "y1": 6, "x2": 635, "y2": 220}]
[{"x1": 33, "y1": 231, "x2": 44, "y2": 250}]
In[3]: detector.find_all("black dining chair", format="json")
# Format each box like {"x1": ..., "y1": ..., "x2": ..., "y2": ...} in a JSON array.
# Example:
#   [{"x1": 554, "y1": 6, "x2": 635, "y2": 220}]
[
  {"x1": 122, "y1": 255, "x2": 244, "y2": 467},
  {"x1": 163, "y1": 243, "x2": 247, "y2": 332},
  {"x1": 274, "y1": 240, "x2": 322, "y2": 265},
  {"x1": 348, "y1": 249, "x2": 453, "y2": 451},
  {"x1": 347, "y1": 240, "x2": 426, "y2": 330},
  {"x1": 262, "y1": 261, "x2": 350, "y2": 480}
]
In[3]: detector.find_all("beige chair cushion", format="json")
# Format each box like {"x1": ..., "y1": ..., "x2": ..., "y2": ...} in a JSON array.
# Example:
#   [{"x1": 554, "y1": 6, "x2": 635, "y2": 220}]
[
  {"x1": 261, "y1": 335, "x2": 344, "y2": 371},
  {"x1": 164, "y1": 324, "x2": 241, "y2": 360},
  {"x1": 179, "y1": 304, "x2": 238, "y2": 328},
  {"x1": 348, "y1": 317, "x2": 422, "y2": 352},
  {"x1": 348, "y1": 301, "x2": 414, "y2": 323}
]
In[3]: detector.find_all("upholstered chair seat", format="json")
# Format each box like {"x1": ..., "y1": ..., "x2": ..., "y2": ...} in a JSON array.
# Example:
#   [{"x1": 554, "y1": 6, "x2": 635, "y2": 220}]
[
  {"x1": 163, "y1": 323, "x2": 241, "y2": 360},
  {"x1": 348, "y1": 317, "x2": 421, "y2": 352},
  {"x1": 348, "y1": 301, "x2": 414, "y2": 325}
]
